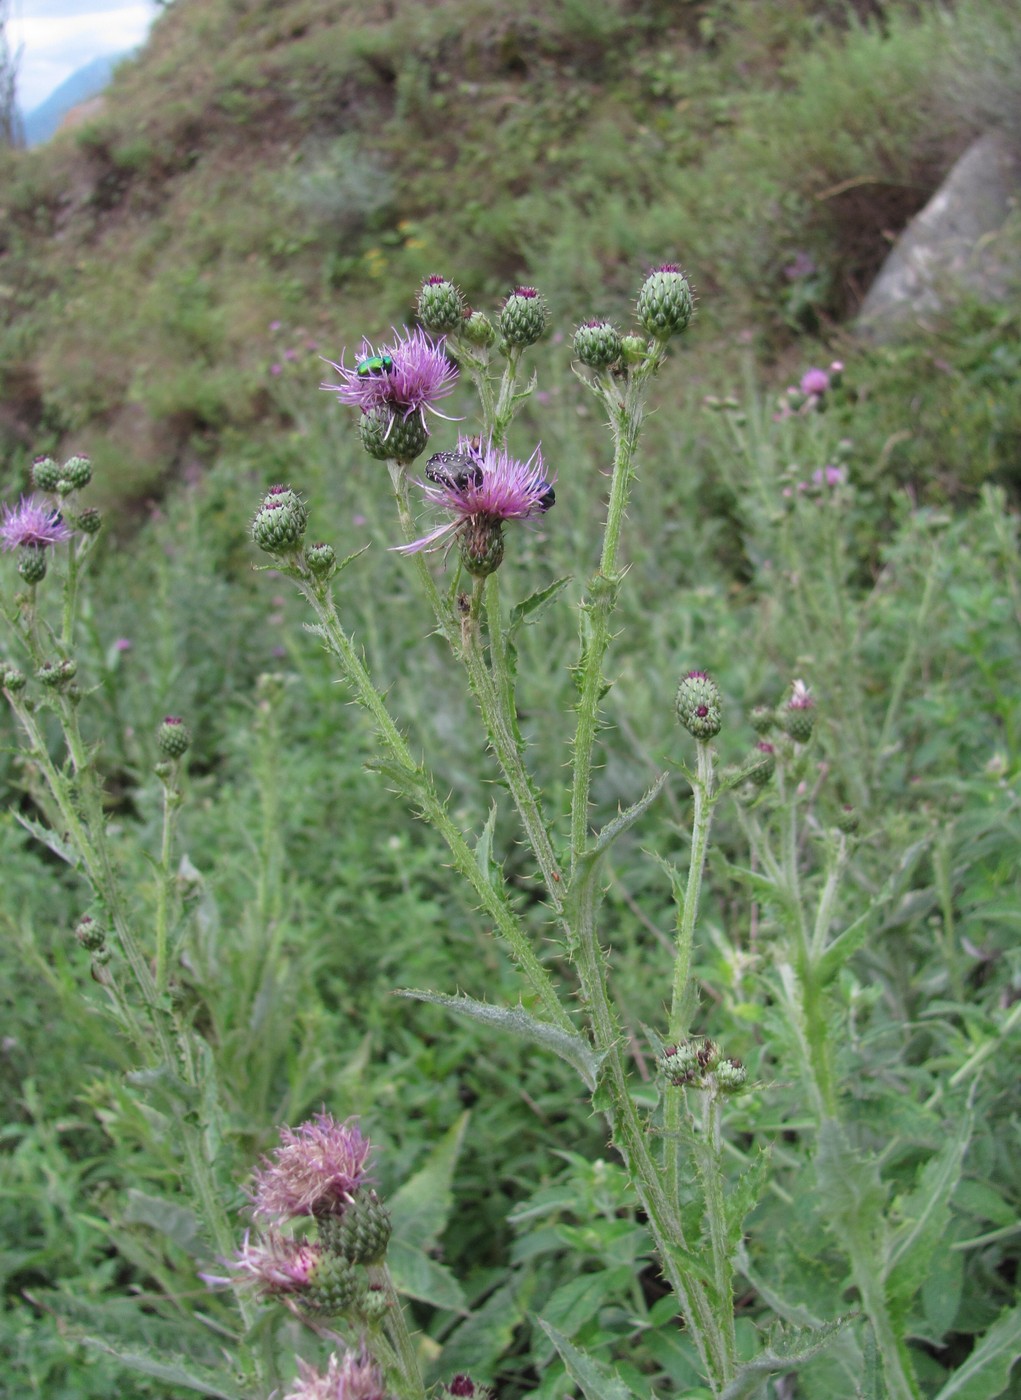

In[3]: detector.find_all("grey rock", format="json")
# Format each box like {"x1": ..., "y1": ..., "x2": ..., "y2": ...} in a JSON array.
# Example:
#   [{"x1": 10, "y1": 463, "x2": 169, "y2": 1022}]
[{"x1": 857, "y1": 130, "x2": 1021, "y2": 340}]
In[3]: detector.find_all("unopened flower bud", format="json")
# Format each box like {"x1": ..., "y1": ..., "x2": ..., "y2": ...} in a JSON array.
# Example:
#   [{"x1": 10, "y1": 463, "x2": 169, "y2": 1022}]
[
  {"x1": 304, "y1": 1252, "x2": 361, "y2": 1315},
  {"x1": 359, "y1": 407, "x2": 430, "y2": 463},
  {"x1": 676, "y1": 670, "x2": 722, "y2": 740},
  {"x1": 18, "y1": 547, "x2": 48, "y2": 584},
  {"x1": 1, "y1": 665, "x2": 26, "y2": 692},
  {"x1": 619, "y1": 334, "x2": 648, "y2": 365},
  {"x1": 573, "y1": 319, "x2": 622, "y2": 369},
  {"x1": 459, "y1": 517, "x2": 504, "y2": 577},
  {"x1": 447, "y1": 1376, "x2": 492, "y2": 1399},
  {"x1": 318, "y1": 1191, "x2": 391, "y2": 1265},
  {"x1": 305, "y1": 541, "x2": 337, "y2": 578},
  {"x1": 157, "y1": 715, "x2": 192, "y2": 759},
  {"x1": 746, "y1": 741, "x2": 775, "y2": 787},
  {"x1": 659, "y1": 1041, "x2": 699, "y2": 1085},
  {"x1": 462, "y1": 309, "x2": 497, "y2": 348},
  {"x1": 749, "y1": 704, "x2": 774, "y2": 735},
  {"x1": 358, "y1": 1284, "x2": 390, "y2": 1324},
  {"x1": 637, "y1": 264, "x2": 694, "y2": 339},
  {"x1": 499, "y1": 286, "x2": 550, "y2": 348},
  {"x1": 76, "y1": 507, "x2": 102, "y2": 535},
  {"x1": 75, "y1": 914, "x2": 106, "y2": 952},
  {"x1": 417, "y1": 275, "x2": 466, "y2": 333},
  {"x1": 31, "y1": 456, "x2": 62, "y2": 492},
  {"x1": 716, "y1": 1057, "x2": 747, "y2": 1092},
  {"x1": 779, "y1": 679, "x2": 815, "y2": 743},
  {"x1": 835, "y1": 805, "x2": 859, "y2": 834},
  {"x1": 62, "y1": 455, "x2": 92, "y2": 490},
  {"x1": 252, "y1": 485, "x2": 308, "y2": 554},
  {"x1": 38, "y1": 658, "x2": 77, "y2": 688}
]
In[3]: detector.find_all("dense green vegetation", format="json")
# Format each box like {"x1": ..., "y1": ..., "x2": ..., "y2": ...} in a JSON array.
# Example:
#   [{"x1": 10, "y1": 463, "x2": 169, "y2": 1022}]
[{"x1": 1, "y1": 1, "x2": 1019, "y2": 1397}]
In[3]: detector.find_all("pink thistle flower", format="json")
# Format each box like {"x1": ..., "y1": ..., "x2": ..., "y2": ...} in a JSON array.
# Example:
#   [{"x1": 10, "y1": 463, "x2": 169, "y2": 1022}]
[
  {"x1": 285, "y1": 1350, "x2": 388, "y2": 1400},
  {"x1": 251, "y1": 1112, "x2": 372, "y2": 1221},
  {"x1": 396, "y1": 437, "x2": 555, "y2": 556},
  {"x1": 321, "y1": 326, "x2": 458, "y2": 432},
  {"x1": 811, "y1": 464, "x2": 846, "y2": 488},
  {"x1": 202, "y1": 1229, "x2": 321, "y2": 1296},
  {"x1": 1, "y1": 495, "x2": 72, "y2": 551},
  {"x1": 799, "y1": 367, "x2": 830, "y2": 396}
]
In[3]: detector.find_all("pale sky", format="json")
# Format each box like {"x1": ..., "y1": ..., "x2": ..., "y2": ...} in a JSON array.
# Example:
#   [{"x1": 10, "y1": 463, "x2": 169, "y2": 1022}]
[{"x1": 9, "y1": 0, "x2": 160, "y2": 112}]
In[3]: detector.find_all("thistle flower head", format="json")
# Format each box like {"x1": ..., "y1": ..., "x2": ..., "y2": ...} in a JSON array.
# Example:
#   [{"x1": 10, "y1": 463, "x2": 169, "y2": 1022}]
[
  {"x1": 1, "y1": 495, "x2": 72, "y2": 551},
  {"x1": 396, "y1": 437, "x2": 555, "y2": 559},
  {"x1": 800, "y1": 367, "x2": 830, "y2": 396},
  {"x1": 222, "y1": 1229, "x2": 323, "y2": 1296},
  {"x1": 321, "y1": 326, "x2": 458, "y2": 431},
  {"x1": 251, "y1": 1112, "x2": 373, "y2": 1221},
  {"x1": 285, "y1": 1350, "x2": 388, "y2": 1400}
]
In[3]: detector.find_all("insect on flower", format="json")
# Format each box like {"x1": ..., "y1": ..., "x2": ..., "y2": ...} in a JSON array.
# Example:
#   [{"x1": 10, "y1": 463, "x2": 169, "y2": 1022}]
[
  {"x1": 356, "y1": 353, "x2": 394, "y2": 378},
  {"x1": 424, "y1": 449, "x2": 484, "y2": 493}
]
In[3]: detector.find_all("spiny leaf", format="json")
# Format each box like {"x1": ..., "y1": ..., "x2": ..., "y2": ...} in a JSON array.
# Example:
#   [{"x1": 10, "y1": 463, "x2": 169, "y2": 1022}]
[
  {"x1": 931, "y1": 1304, "x2": 1021, "y2": 1400},
  {"x1": 886, "y1": 1110, "x2": 972, "y2": 1314},
  {"x1": 538, "y1": 1320, "x2": 637, "y2": 1400},
  {"x1": 719, "y1": 1315, "x2": 856, "y2": 1399},
  {"x1": 509, "y1": 575, "x2": 573, "y2": 637},
  {"x1": 395, "y1": 989, "x2": 601, "y2": 1089}
]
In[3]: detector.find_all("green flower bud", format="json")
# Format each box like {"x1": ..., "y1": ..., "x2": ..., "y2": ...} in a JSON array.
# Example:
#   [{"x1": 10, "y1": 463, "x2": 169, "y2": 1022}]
[
  {"x1": 417, "y1": 275, "x2": 466, "y2": 334},
  {"x1": 637, "y1": 264, "x2": 694, "y2": 340},
  {"x1": 779, "y1": 679, "x2": 815, "y2": 743},
  {"x1": 619, "y1": 334, "x2": 648, "y2": 365},
  {"x1": 716, "y1": 1057, "x2": 748, "y2": 1092},
  {"x1": 835, "y1": 805, "x2": 859, "y2": 835},
  {"x1": 318, "y1": 1191, "x2": 392, "y2": 1265},
  {"x1": 573, "y1": 319, "x2": 623, "y2": 369},
  {"x1": 676, "y1": 670, "x2": 722, "y2": 740},
  {"x1": 461, "y1": 309, "x2": 497, "y2": 348},
  {"x1": 252, "y1": 485, "x2": 308, "y2": 555},
  {"x1": 31, "y1": 456, "x2": 62, "y2": 492},
  {"x1": 359, "y1": 407, "x2": 430, "y2": 463},
  {"x1": 1, "y1": 665, "x2": 26, "y2": 692},
  {"x1": 659, "y1": 1041, "x2": 699, "y2": 1086},
  {"x1": 746, "y1": 741, "x2": 775, "y2": 788},
  {"x1": 499, "y1": 286, "x2": 550, "y2": 348},
  {"x1": 62, "y1": 455, "x2": 93, "y2": 490},
  {"x1": 157, "y1": 715, "x2": 191, "y2": 759},
  {"x1": 459, "y1": 517, "x2": 504, "y2": 577},
  {"x1": 154, "y1": 759, "x2": 174, "y2": 781},
  {"x1": 75, "y1": 914, "x2": 106, "y2": 952},
  {"x1": 305, "y1": 541, "x2": 337, "y2": 579},
  {"x1": 38, "y1": 658, "x2": 77, "y2": 688},
  {"x1": 18, "y1": 546, "x2": 48, "y2": 584},
  {"x1": 76, "y1": 507, "x2": 103, "y2": 535},
  {"x1": 357, "y1": 1284, "x2": 390, "y2": 1325},
  {"x1": 304, "y1": 1252, "x2": 361, "y2": 1315},
  {"x1": 749, "y1": 704, "x2": 774, "y2": 735}
]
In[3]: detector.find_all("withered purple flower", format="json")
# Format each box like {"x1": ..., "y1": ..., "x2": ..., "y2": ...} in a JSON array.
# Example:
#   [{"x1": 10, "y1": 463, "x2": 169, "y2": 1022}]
[
  {"x1": 204, "y1": 1229, "x2": 322, "y2": 1296},
  {"x1": 0, "y1": 495, "x2": 72, "y2": 551},
  {"x1": 321, "y1": 326, "x2": 458, "y2": 431},
  {"x1": 252, "y1": 1112, "x2": 373, "y2": 1221}
]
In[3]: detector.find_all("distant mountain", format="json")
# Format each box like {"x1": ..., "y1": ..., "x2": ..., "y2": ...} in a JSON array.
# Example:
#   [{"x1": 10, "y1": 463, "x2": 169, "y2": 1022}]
[{"x1": 22, "y1": 52, "x2": 131, "y2": 147}]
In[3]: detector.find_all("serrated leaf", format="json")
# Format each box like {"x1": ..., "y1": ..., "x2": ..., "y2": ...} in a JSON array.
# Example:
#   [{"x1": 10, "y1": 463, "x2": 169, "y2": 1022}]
[
  {"x1": 389, "y1": 1111, "x2": 469, "y2": 1253},
  {"x1": 123, "y1": 1190, "x2": 204, "y2": 1257},
  {"x1": 538, "y1": 1320, "x2": 637, "y2": 1400},
  {"x1": 13, "y1": 810, "x2": 79, "y2": 867},
  {"x1": 588, "y1": 773, "x2": 669, "y2": 857},
  {"x1": 509, "y1": 576, "x2": 572, "y2": 636},
  {"x1": 719, "y1": 1316, "x2": 855, "y2": 1399},
  {"x1": 539, "y1": 1266, "x2": 634, "y2": 1340},
  {"x1": 395, "y1": 989, "x2": 601, "y2": 1089},
  {"x1": 81, "y1": 1337, "x2": 244, "y2": 1398},
  {"x1": 434, "y1": 1281, "x2": 525, "y2": 1381},
  {"x1": 724, "y1": 1148, "x2": 771, "y2": 1251},
  {"x1": 886, "y1": 1112, "x2": 972, "y2": 1314},
  {"x1": 475, "y1": 803, "x2": 501, "y2": 886},
  {"x1": 931, "y1": 1305, "x2": 1021, "y2": 1400},
  {"x1": 386, "y1": 1240, "x2": 467, "y2": 1312}
]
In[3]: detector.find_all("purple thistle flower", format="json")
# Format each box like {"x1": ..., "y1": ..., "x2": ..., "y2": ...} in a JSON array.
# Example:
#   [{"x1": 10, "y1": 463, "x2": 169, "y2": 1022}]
[
  {"x1": 321, "y1": 326, "x2": 458, "y2": 431},
  {"x1": 799, "y1": 367, "x2": 830, "y2": 397},
  {"x1": 202, "y1": 1229, "x2": 321, "y2": 1296},
  {"x1": 285, "y1": 1350, "x2": 388, "y2": 1400},
  {"x1": 1, "y1": 496, "x2": 72, "y2": 551},
  {"x1": 396, "y1": 437, "x2": 555, "y2": 556},
  {"x1": 811, "y1": 464, "x2": 847, "y2": 488},
  {"x1": 251, "y1": 1112, "x2": 373, "y2": 1221}
]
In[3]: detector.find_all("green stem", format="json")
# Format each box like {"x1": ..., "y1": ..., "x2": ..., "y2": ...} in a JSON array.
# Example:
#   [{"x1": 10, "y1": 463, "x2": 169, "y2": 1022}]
[
  {"x1": 298, "y1": 575, "x2": 573, "y2": 1034},
  {"x1": 153, "y1": 775, "x2": 181, "y2": 997},
  {"x1": 370, "y1": 1263, "x2": 425, "y2": 1400}
]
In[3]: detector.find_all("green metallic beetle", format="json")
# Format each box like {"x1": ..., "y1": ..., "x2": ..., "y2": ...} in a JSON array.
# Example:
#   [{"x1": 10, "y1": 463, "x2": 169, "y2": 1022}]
[{"x1": 356, "y1": 353, "x2": 395, "y2": 378}]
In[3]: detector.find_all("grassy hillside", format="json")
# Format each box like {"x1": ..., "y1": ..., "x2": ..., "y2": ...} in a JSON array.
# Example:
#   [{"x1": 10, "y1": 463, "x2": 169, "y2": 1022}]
[{"x1": 0, "y1": 0, "x2": 1008, "y2": 505}]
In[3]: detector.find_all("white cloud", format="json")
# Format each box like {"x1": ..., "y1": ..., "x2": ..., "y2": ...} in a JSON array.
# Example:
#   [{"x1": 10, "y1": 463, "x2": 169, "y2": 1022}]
[{"x1": 9, "y1": 1, "x2": 160, "y2": 112}]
